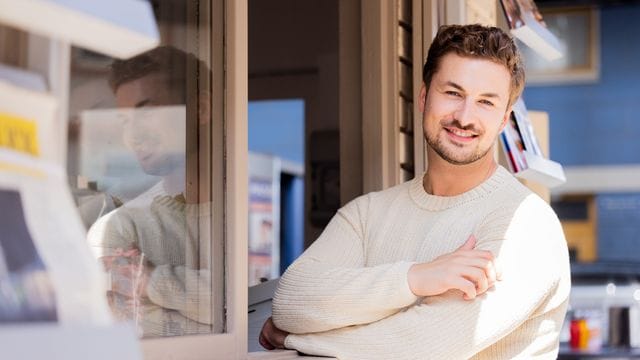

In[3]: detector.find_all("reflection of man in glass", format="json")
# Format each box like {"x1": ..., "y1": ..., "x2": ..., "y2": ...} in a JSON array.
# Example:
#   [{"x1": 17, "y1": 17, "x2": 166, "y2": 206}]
[{"x1": 87, "y1": 46, "x2": 212, "y2": 337}]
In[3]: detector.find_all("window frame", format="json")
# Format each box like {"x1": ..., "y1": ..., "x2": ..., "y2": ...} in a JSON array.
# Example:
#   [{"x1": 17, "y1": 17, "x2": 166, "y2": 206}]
[
  {"x1": 139, "y1": 0, "x2": 248, "y2": 358},
  {"x1": 22, "y1": 0, "x2": 246, "y2": 354}
]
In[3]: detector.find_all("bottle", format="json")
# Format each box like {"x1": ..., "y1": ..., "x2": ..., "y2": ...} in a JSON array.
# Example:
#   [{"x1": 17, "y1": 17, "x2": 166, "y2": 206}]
[
  {"x1": 570, "y1": 316, "x2": 581, "y2": 349},
  {"x1": 578, "y1": 318, "x2": 590, "y2": 350}
]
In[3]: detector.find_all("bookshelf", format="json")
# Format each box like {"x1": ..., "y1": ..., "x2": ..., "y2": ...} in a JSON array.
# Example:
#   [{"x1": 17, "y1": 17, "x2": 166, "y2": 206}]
[{"x1": 498, "y1": 110, "x2": 565, "y2": 203}]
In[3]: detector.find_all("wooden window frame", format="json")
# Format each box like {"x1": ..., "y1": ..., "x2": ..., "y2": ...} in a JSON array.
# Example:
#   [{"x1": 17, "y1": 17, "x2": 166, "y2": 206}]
[
  {"x1": 140, "y1": 0, "x2": 248, "y2": 358},
  {"x1": 33, "y1": 0, "x2": 248, "y2": 357}
]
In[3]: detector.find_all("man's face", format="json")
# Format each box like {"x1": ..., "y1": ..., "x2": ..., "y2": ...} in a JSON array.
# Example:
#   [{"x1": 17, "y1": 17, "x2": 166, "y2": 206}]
[
  {"x1": 115, "y1": 73, "x2": 186, "y2": 176},
  {"x1": 420, "y1": 53, "x2": 512, "y2": 165}
]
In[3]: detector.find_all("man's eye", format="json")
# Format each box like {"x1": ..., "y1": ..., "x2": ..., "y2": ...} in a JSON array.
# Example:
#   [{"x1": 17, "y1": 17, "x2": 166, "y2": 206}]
[
  {"x1": 446, "y1": 91, "x2": 461, "y2": 97},
  {"x1": 479, "y1": 99, "x2": 494, "y2": 106}
]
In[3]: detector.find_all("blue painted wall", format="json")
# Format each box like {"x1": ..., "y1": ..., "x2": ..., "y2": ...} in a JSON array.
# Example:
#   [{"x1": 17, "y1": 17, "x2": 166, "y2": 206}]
[
  {"x1": 597, "y1": 193, "x2": 640, "y2": 262},
  {"x1": 523, "y1": 4, "x2": 640, "y2": 166},
  {"x1": 248, "y1": 99, "x2": 305, "y2": 164}
]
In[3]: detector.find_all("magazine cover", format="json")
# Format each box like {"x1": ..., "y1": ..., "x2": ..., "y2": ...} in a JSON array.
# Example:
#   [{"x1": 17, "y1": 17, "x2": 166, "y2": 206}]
[
  {"x1": 512, "y1": 98, "x2": 543, "y2": 156},
  {"x1": 0, "y1": 78, "x2": 112, "y2": 325},
  {"x1": 502, "y1": 112, "x2": 528, "y2": 172},
  {"x1": 0, "y1": 188, "x2": 57, "y2": 323}
]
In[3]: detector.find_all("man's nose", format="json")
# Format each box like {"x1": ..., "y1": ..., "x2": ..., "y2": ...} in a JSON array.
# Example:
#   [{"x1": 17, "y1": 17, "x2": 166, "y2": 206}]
[{"x1": 453, "y1": 100, "x2": 475, "y2": 127}]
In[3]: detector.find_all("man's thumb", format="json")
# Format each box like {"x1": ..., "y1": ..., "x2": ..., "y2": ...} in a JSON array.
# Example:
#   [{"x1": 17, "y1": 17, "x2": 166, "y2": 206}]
[{"x1": 457, "y1": 235, "x2": 476, "y2": 251}]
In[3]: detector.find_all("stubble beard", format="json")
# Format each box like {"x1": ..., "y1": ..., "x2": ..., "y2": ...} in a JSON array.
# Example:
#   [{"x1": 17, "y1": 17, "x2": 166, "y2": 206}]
[{"x1": 425, "y1": 126, "x2": 492, "y2": 166}]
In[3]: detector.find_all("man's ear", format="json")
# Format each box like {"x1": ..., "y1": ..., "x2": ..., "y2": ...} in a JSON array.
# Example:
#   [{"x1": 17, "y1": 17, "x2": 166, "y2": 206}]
[
  {"x1": 418, "y1": 83, "x2": 427, "y2": 113},
  {"x1": 499, "y1": 106, "x2": 512, "y2": 132}
]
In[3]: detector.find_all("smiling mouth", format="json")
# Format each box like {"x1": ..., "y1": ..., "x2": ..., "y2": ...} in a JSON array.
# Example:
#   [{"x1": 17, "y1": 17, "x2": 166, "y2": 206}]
[{"x1": 444, "y1": 127, "x2": 478, "y2": 141}]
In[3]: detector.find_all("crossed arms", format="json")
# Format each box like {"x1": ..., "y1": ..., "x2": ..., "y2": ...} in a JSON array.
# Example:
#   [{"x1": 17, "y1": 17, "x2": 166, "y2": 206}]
[{"x1": 262, "y1": 195, "x2": 569, "y2": 359}]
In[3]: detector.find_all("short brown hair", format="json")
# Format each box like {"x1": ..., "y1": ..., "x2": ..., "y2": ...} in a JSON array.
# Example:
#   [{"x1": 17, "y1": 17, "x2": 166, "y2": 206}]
[
  {"x1": 422, "y1": 24, "x2": 525, "y2": 108},
  {"x1": 108, "y1": 46, "x2": 210, "y2": 103}
]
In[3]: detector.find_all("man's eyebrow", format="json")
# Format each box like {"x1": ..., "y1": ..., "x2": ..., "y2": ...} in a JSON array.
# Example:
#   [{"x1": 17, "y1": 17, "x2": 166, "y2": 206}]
[
  {"x1": 443, "y1": 81, "x2": 502, "y2": 99},
  {"x1": 134, "y1": 99, "x2": 153, "y2": 108},
  {"x1": 444, "y1": 81, "x2": 465, "y2": 92}
]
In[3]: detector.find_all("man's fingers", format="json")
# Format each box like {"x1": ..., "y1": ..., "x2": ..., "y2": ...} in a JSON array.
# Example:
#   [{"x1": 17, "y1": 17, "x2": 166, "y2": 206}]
[
  {"x1": 456, "y1": 235, "x2": 476, "y2": 251},
  {"x1": 259, "y1": 332, "x2": 275, "y2": 350},
  {"x1": 457, "y1": 249, "x2": 494, "y2": 261},
  {"x1": 451, "y1": 277, "x2": 477, "y2": 300},
  {"x1": 459, "y1": 266, "x2": 489, "y2": 295},
  {"x1": 259, "y1": 319, "x2": 276, "y2": 350},
  {"x1": 458, "y1": 278, "x2": 477, "y2": 300},
  {"x1": 259, "y1": 317, "x2": 288, "y2": 350},
  {"x1": 458, "y1": 257, "x2": 497, "y2": 285}
]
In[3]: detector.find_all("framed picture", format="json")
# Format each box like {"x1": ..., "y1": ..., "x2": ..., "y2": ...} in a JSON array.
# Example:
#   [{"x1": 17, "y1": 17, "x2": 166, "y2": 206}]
[{"x1": 519, "y1": 6, "x2": 600, "y2": 85}]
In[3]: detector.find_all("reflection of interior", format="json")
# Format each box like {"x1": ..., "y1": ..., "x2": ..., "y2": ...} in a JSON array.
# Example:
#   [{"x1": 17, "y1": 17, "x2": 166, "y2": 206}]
[{"x1": 64, "y1": 0, "x2": 224, "y2": 338}]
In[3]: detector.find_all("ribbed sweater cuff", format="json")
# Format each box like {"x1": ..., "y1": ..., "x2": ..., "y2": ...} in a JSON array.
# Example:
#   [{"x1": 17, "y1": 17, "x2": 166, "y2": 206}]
[{"x1": 393, "y1": 261, "x2": 420, "y2": 306}]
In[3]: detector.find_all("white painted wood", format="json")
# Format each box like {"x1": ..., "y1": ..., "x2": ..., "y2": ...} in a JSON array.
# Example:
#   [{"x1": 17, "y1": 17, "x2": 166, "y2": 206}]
[
  {"x1": 0, "y1": 323, "x2": 142, "y2": 360},
  {"x1": 413, "y1": 0, "x2": 441, "y2": 177},
  {"x1": 27, "y1": 34, "x2": 69, "y2": 167},
  {"x1": 139, "y1": 0, "x2": 248, "y2": 358},
  {"x1": 0, "y1": 0, "x2": 159, "y2": 59},
  {"x1": 551, "y1": 165, "x2": 640, "y2": 196},
  {"x1": 361, "y1": 0, "x2": 399, "y2": 192},
  {"x1": 249, "y1": 350, "x2": 335, "y2": 359},
  {"x1": 515, "y1": 150, "x2": 566, "y2": 188},
  {"x1": 510, "y1": 11, "x2": 562, "y2": 61},
  {"x1": 338, "y1": 0, "x2": 363, "y2": 204},
  {"x1": 445, "y1": 0, "x2": 466, "y2": 25}
]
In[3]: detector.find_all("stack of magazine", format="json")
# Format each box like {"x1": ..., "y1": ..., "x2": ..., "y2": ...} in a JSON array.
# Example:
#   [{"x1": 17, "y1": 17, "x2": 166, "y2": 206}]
[
  {"x1": 0, "y1": 66, "x2": 112, "y2": 326},
  {"x1": 500, "y1": 97, "x2": 543, "y2": 173}
]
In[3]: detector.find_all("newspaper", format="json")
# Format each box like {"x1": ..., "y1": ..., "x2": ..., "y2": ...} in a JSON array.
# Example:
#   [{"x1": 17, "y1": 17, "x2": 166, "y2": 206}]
[{"x1": 0, "y1": 79, "x2": 112, "y2": 326}]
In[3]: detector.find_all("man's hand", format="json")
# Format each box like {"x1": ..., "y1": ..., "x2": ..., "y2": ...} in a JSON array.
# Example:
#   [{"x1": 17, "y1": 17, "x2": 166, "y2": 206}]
[
  {"x1": 259, "y1": 317, "x2": 289, "y2": 350},
  {"x1": 407, "y1": 235, "x2": 501, "y2": 300},
  {"x1": 101, "y1": 248, "x2": 152, "y2": 299}
]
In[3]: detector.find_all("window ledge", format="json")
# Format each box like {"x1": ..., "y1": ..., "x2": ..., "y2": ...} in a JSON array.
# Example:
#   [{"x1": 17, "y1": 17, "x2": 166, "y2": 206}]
[{"x1": 248, "y1": 350, "x2": 335, "y2": 359}]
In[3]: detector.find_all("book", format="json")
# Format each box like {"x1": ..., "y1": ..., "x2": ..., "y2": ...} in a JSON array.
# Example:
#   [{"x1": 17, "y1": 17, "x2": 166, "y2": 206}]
[
  {"x1": 500, "y1": 132, "x2": 517, "y2": 173},
  {"x1": 512, "y1": 97, "x2": 543, "y2": 156},
  {"x1": 502, "y1": 111, "x2": 528, "y2": 172}
]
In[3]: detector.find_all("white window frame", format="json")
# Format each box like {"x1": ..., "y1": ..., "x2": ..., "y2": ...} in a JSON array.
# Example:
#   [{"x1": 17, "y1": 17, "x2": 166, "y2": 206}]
[
  {"x1": 140, "y1": 0, "x2": 248, "y2": 358},
  {"x1": 30, "y1": 0, "x2": 248, "y2": 358}
]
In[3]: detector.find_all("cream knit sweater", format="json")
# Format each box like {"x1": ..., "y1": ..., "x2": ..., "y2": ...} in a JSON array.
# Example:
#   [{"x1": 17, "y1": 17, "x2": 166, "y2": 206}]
[
  {"x1": 88, "y1": 191, "x2": 213, "y2": 337},
  {"x1": 272, "y1": 166, "x2": 570, "y2": 359}
]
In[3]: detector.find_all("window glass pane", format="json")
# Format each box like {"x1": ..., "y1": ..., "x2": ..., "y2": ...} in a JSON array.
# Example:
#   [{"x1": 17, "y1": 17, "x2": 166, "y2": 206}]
[
  {"x1": 67, "y1": 0, "x2": 223, "y2": 338},
  {"x1": 248, "y1": 99, "x2": 305, "y2": 286}
]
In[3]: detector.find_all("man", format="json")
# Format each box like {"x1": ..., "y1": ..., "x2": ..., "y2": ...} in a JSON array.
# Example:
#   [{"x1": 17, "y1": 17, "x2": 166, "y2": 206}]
[
  {"x1": 260, "y1": 24, "x2": 570, "y2": 359},
  {"x1": 87, "y1": 46, "x2": 213, "y2": 337}
]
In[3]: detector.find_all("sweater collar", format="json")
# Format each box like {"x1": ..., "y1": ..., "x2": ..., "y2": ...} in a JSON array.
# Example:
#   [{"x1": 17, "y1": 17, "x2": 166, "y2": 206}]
[
  {"x1": 409, "y1": 165, "x2": 510, "y2": 211},
  {"x1": 151, "y1": 194, "x2": 213, "y2": 217}
]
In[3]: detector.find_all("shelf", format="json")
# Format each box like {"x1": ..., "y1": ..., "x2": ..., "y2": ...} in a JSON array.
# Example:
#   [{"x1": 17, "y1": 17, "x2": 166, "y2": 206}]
[
  {"x1": 0, "y1": 323, "x2": 142, "y2": 360},
  {"x1": 0, "y1": 0, "x2": 159, "y2": 59},
  {"x1": 249, "y1": 350, "x2": 335, "y2": 359},
  {"x1": 559, "y1": 344, "x2": 640, "y2": 359},
  {"x1": 514, "y1": 150, "x2": 566, "y2": 188},
  {"x1": 509, "y1": 9, "x2": 562, "y2": 61}
]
